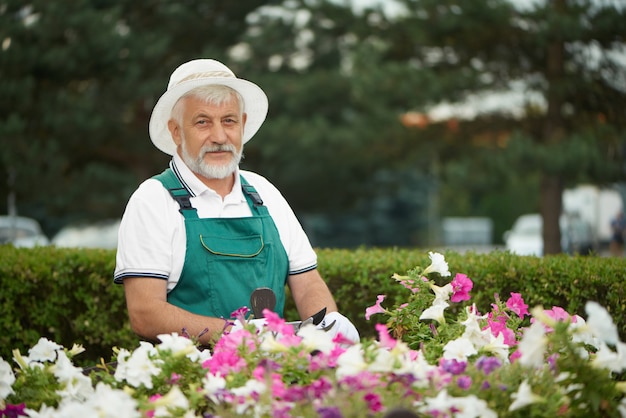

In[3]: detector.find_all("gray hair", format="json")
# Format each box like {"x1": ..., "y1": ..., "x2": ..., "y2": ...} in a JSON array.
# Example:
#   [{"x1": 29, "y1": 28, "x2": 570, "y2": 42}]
[{"x1": 170, "y1": 85, "x2": 244, "y2": 125}]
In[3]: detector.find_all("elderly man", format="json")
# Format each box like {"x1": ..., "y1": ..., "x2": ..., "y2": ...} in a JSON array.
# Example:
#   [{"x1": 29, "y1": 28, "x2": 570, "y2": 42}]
[{"x1": 114, "y1": 59, "x2": 358, "y2": 345}]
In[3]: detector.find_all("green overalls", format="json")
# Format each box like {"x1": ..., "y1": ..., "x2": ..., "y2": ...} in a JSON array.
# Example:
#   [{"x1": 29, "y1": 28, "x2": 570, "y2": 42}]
[{"x1": 153, "y1": 168, "x2": 289, "y2": 319}]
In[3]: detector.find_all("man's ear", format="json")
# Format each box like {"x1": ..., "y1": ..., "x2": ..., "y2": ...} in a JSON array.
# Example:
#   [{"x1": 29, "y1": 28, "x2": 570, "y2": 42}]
[{"x1": 168, "y1": 119, "x2": 182, "y2": 146}]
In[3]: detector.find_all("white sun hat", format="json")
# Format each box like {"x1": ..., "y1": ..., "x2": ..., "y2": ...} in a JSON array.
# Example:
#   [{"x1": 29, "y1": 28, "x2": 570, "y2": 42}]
[{"x1": 148, "y1": 59, "x2": 269, "y2": 156}]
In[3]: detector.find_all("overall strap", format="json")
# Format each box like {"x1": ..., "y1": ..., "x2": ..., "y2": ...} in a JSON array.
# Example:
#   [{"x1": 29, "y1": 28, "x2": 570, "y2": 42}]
[
  {"x1": 240, "y1": 176, "x2": 268, "y2": 216},
  {"x1": 152, "y1": 168, "x2": 198, "y2": 219}
]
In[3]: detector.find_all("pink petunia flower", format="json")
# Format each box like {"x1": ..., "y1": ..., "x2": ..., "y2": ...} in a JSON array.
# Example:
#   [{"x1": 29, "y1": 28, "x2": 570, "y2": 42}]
[
  {"x1": 485, "y1": 317, "x2": 517, "y2": 346},
  {"x1": 545, "y1": 306, "x2": 570, "y2": 322},
  {"x1": 450, "y1": 273, "x2": 473, "y2": 303},
  {"x1": 509, "y1": 349, "x2": 522, "y2": 363},
  {"x1": 506, "y1": 293, "x2": 529, "y2": 318},
  {"x1": 530, "y1": 306, "x2": 575, "y2": 332},
  {"x1": 365, "y1": 295, "x2": 387, "y2": 320},
  {"x1": 375, "y1": 323, "x2": 397, "y2": 349},
  {"x1": 263, "y1": 309, "x2": 296, "y2": 336},
  {"x1": 146, "y1": 394, "x2": 162, "y2": 418},
  {"x1": 203, "y1": 348, "x2": 247, "y2": 375}
]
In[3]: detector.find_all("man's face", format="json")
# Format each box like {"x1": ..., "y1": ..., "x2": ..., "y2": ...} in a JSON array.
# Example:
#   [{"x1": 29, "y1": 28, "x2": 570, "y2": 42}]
[{"x1": 169, "y1": 95, "x2": 246, "y2": 180}]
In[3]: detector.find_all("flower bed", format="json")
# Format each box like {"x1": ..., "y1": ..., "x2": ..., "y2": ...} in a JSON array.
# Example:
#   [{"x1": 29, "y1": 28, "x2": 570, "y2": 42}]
[{"x1": 2, "y1": 253, "x2": 625, "y2": 417}]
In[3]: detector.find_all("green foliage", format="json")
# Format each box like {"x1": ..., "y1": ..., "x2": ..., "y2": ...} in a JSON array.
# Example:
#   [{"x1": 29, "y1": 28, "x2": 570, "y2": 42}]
[
  {"x1": 5, "y1": 249, "x2": 626, "y2": 417},
  {"x1": 2, "y1": 245, "x2": 626, "y2": 367},
  {"x1": 0, "y1": 245, "x2": 138, "y2": 366},
  {"x1": 290, "y1": 248, "x2": 626, "y2": 342}
]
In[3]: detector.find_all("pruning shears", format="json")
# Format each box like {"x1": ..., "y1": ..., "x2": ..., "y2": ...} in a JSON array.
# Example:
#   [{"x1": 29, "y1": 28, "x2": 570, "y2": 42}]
[{"x1": 249, "y1": 287, "x2": 336, "y2": 332}]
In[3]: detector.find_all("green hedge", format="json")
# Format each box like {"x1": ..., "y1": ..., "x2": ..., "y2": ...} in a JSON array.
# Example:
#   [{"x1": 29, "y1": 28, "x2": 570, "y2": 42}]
[
  {"x1": 2, "y1": 245, "x2": 625, "y2": 365},
  {"x1": 0, "y1": 246, "x2": 138, "y2": 366}
]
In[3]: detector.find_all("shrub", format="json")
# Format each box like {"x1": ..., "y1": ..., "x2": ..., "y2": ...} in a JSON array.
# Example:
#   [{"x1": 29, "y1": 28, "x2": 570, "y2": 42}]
[{"x1": 1, "y1": 245, "x2": 625, "y2": 365}]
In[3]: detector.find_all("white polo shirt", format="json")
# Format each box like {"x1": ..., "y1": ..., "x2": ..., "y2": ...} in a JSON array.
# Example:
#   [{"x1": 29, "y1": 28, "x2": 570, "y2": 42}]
[{"x1": 114, "y1": 153, "x2": 318, "y2": 291}]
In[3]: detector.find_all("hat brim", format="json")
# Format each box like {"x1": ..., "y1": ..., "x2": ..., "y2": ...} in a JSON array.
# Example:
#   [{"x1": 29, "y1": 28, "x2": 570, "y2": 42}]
[{"x1": 149, "y1": 77, "x2": 269, "y2": 156}]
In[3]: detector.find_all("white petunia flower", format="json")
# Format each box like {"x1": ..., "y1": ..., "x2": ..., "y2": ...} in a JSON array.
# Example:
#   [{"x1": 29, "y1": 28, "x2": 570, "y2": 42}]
[
  {"x1": 429, "y1": 282, "x2": 453, "y2": 302},
  {"x1": 423, "y1": 252, "x2": 451, "y2": 276},
  {"x1": 156, "y1": 333, "x2": 200, "y2": 361},
  {"x1": 454, "y1": 394, "x2": 498, "y2": 418},
  {"x1": 517, "y1": 321, "x2": 547, "y2": 368},
  {"x1": 202, "y1": 372, "x2": 227, "y2": 403},
  {"x1": 420, "y1": 298, "x2": 449, "y2": 324},
  {"x1": 369, "y1": 340, "x2": 415, "y2": 374},
  {"x1": 51, "y1": 351, "x2": 83, "y2": 382},
  {"x1": 55, "y1": 370, "x2": 94, "y2": 402},
  {"x1": 67, "y1": 344, "x2": 85, "y2": 357},
  {"x1": 369, "y1": 348, "x2": 396, "y2": 374},
  {"x1": 231, "y1": 379, "x2": 267, "y2": 398},
  {"x1": 570, "y1": 315, "x2": 601, "y2": 349},
  {"x1": 443, "y1": 337, "x2": 478, "y2": 361},
  {"x1": 509, "y1": 380, "x2": 544, "y2": 411},
  {"x1": 24, "y1": 403, "x2": 58, "y2": 418},
  {"x1": 230, "y1": 379, "x2": 267, "y2": 414},
  {"x1": 0, "y1": 357, "x2": 15, "y2": 399},
  {"x1": 585, "y1": 301, "x2": 620, "y2": 346},
  {"x1": 39, "y1": 400, "x2": 90, "y2": 418},
  {"x1": 48, "y1": 381, "x2": 140, "y2": 418},
  {"x1": 592, "y1": 341, "x2": 626, "y2": 373},
  {"x1": 28, "y1": 338, "x2": 63, "y2": 363},
  {"x1": 419, "y1": 389, "x2": 455, "y2": 412},
  {"x1": 460, "y1": 305, "x2": 491, "y2": 347},
  {"x1": 404, "y1": 352, "x2": 439, "y2": 385},
  {"x1": 113, "y1": 341, "x2": 161, "y2": 389},
  {"x1": 482, "y1": 332, "x2": 510, "y2": 362},
  {"x1": 297, "y1": 323, "x2": 335, "y2": 354},
  {"x1": 88, "y1": 382, "x2": 140, "y2": 418},
  {"x1": 151, "y1": 386, "x2": 190, "y2": 417},
  {"x1": 259, "y1": 332, "x2": 290, "y2": 353},
  {"x1": 336, "y1": 344, "x2": 368, "y2": 378},
  {"x1": 419, "y1": 390, "x2": 497, "y2": 418}
]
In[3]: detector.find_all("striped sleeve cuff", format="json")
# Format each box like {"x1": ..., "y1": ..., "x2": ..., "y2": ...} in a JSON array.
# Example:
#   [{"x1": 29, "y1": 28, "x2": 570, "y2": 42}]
[{"x1": 113, "y1": 272, "x2": 169, "y2": 284}]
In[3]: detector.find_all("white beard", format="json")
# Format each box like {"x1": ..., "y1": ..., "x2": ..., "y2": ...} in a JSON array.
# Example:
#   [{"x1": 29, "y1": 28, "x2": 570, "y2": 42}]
[{"x1": 181, "y1": 139, "x2": 242, "y2": 180}]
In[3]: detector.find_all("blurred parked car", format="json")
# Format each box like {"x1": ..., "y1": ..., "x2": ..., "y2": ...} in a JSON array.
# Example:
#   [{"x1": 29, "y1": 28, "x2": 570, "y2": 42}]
[
  {"x1": 52, "y1": 219, "x2": 120, "y2": 249},
  {"x1": 0, "y1": 215, "x2": 50, "y2": 247},
  {"x1": 503, "y1": 213, "x2": 594, "y2": 256}
]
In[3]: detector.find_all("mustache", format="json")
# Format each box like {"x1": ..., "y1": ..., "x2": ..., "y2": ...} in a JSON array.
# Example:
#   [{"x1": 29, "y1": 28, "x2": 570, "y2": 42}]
[{"x1": 200, "y1": 144, "x2": 238, "y2": 154}]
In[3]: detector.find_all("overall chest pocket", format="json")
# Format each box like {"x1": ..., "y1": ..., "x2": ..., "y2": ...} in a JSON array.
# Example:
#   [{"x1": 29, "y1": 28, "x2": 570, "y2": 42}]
[{"x1": 199, "y1": 234, "x2": 264, "y2": 258}]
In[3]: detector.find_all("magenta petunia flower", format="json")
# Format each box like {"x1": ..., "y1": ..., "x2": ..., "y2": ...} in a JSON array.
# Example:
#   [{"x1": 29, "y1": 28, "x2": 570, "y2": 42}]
[
  {"x1": 506, "y1": 293, "x2": 529, "y2": 318},
  {"x1": 230, "y1": 306, "x2": 250, "y2": 321},
  {"x1": 440, "y1": 358, "x2": 467, "y2": 375},
  {"x1": 476, "y1": 355, "x2": 502, "y2": 375},
  {"x1": 450, "y1": 273, "x2": 473, "y2": 303},
  {"x1": 365, "y1": 294, "x2": 387, "y2": 320},
  {"x1": 364, "y1": 392, "x2": 384, "y2": 413},
  {"x1": 0, "y1": 404, "x2": 26, "y2": 418},
  {"x1": 317, "y1": 406, "x2": 343, "y2": 418},
  {"x1": 457, "y1": 375, "x2": 472, "y2": 389}
]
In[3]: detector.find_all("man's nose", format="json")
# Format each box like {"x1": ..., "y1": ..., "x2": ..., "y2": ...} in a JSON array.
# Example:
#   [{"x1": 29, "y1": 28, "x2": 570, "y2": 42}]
[{"x1": 209, "y1": 123, "x2": 228, "y2": 144}]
